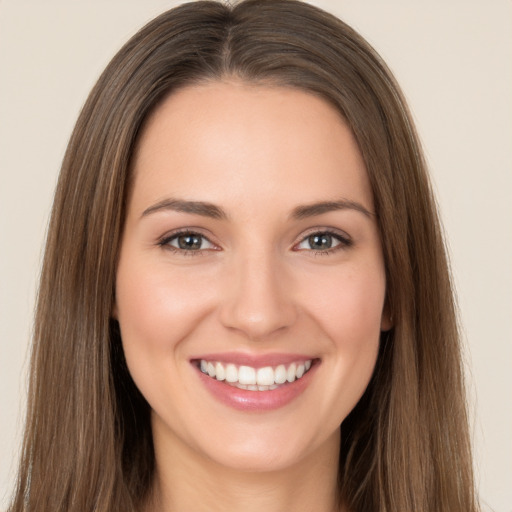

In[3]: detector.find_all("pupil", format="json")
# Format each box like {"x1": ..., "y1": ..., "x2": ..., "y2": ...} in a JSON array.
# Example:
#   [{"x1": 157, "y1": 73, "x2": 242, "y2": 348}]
[
  {"x1": 178, "y1": 234, "x2": 201, "y2": 250},
  {"x1": 309, "y1": 233, "x2": 332, "y2": 250}
]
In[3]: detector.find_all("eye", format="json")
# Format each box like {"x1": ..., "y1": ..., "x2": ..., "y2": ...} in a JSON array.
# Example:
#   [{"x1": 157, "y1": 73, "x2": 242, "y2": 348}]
[
  {"x1": 160, "y1": 231, "x2": 216, "y2": 252},
  {"x1": 295, "y1": 231, "x2": 351, "y2": 253}
]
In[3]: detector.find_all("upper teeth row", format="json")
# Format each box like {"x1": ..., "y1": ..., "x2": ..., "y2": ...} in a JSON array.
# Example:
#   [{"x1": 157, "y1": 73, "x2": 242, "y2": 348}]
[{"x1": 199, "y1": 360, "x2": 312, "y2": 386}]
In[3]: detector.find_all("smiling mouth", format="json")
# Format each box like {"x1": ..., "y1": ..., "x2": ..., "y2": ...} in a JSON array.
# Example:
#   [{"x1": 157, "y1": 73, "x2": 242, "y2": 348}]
[{"x1": 196, "y1": 359, "x2": 315, "y2": 391}]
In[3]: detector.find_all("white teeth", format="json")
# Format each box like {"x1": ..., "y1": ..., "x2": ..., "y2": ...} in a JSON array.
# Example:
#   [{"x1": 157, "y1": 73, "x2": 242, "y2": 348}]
[
  {"x1": 198, "y1": 358, "x2": 314, "y2": 390},
  {"x1": 215, "y1": 362, "x2": 226, "y2": 381},
  {"x1": 286, "y1": 363, "x2": 297, "y2": 383},
  {"x1": 238, "y1": 366, "x2": 256, "y2": 385},
  {"x1": 227, "y1": 382, "x2": 281, "y2": 391},
  {"x1": 225, "y1": 364, "x2": 238, "y2": 383},
  {"x1": 274, "y1": 365, "x2": 287, "y2": 384},
  {"x1": 256, "y1": 366, "x2": 274, "y2": 386}
]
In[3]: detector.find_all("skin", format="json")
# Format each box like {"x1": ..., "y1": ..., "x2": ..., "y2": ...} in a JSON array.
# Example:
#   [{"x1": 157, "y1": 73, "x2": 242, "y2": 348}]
[{"x1": 115, "y1": 81, "x2": 390, "y2": 512}]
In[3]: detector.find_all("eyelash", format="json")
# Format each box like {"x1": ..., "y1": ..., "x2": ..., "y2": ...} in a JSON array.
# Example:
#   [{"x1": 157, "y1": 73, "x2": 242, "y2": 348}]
[
  {"x1": 295, "y1": 229, "x2": 352, "y2": 255},
  {"x1": 158, "y1": 228, "x2": 352, "y2": 256},
  {"x1": 158, "y1": 229, "x2": 217, "y2": 256}
]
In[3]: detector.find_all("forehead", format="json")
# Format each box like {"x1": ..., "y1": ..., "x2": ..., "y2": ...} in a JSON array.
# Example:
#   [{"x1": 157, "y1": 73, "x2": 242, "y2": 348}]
[{"x1": 129, "y1": 81, "x2": 373, "y2": 216}]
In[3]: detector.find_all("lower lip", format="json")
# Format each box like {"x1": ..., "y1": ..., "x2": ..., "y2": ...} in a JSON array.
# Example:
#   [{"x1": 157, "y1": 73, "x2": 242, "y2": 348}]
[{"x1": 195, "y1": 363, "x2": 318, "y2": 411}]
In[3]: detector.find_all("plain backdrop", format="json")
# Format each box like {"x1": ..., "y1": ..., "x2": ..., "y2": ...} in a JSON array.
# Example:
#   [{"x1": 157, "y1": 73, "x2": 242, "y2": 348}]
[{"x1": 0, "y1": 1, "x2": 511, "y2": 511}]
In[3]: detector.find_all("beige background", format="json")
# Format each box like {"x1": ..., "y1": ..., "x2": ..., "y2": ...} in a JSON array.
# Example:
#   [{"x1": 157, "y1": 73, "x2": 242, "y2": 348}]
[{"x1": 1, "y1": 1, "x2": 511, "y2": 510}]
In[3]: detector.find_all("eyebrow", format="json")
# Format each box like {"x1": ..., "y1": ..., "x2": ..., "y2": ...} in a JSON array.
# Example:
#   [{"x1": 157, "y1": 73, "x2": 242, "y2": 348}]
[
  {"x1": 290, "y1": 199, "x2": 374, "y2": 220},
  {"x1": 141, "y1": 197, "x2": 374, "y2": 221},
  {"x1": 141, "y1": 198, "x2": 228, "y2": 220}
]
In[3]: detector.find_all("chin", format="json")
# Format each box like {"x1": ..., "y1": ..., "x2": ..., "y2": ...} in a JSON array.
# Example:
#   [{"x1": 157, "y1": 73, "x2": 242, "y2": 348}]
[{"x1": 190, "y1": 420, "x2": 340, "y2": 474}]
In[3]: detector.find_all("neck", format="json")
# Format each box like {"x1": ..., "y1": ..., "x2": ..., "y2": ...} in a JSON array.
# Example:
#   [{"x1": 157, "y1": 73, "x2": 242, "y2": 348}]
[{"x1": 146, "y1": 425, "x2": 343, "y2": 512}]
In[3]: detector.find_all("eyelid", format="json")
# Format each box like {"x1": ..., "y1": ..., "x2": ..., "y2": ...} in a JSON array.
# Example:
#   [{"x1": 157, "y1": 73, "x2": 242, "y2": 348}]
[
  {"x1": 157, "y1": 226, "x2": 352, "y2": 254},
  {"x1": 292, "y1": 227, "x2": 352, "y2": 252},
  {"x1": 157, "y1": 228, "x2": 220, "y2": 252}
]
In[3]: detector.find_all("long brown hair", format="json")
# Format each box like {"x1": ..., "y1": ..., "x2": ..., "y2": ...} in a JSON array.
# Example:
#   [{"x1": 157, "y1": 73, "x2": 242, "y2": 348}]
[{"x1": 9, "y1": 1, "x2": 479, "y2": 511}]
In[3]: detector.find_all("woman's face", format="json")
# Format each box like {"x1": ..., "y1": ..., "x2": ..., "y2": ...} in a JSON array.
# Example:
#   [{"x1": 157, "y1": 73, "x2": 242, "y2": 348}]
[{"x1": 115, "y1": 81, "x2": 389, "y2": 472}]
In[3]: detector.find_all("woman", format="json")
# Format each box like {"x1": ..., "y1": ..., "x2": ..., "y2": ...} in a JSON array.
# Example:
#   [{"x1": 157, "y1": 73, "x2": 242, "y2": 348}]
[{"x1": 8, "y1": 1, "x2": 479, "y2": 511}]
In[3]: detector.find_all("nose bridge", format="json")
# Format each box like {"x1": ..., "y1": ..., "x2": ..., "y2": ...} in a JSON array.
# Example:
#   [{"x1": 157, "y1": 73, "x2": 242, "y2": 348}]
[{"x1": 219, "y1": 244, "x2": 296, "y2": 340}]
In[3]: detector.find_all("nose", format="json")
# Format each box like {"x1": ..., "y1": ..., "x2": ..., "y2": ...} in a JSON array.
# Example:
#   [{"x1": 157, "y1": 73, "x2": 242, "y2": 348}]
[{"x1": 219, "y1": 249, "x2": 297, "y2": 341}]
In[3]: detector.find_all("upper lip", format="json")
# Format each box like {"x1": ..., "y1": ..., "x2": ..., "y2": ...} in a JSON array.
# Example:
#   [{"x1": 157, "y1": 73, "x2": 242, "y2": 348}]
[{"x1": 190, "y1": 352, "x2": 317, "y2": 368}]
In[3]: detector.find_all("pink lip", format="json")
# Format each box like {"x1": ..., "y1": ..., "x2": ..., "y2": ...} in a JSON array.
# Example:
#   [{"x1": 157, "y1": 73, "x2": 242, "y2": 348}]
[
  {"x1": 191, "y1": 351, "x2": 314, "y2": 368},
  {"x1": 192, "y1": 356, "x2": 319, "y2": 412}
]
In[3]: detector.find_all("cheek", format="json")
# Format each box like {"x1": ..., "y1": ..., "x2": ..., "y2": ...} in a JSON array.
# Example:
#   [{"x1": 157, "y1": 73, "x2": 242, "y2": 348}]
[
  {"x1": 304, "y1": 260, "x2": 386, "y2": 343},
  {"x1": 114, "y1": 256, "x2": 217, "y2": 385},
  {"x1": 117, "y1": 259, "x2": 209, "y2": 337},
  {"x1": 301, "y1": 261, "x2": 385, "y2": 414},
  {"x1": 114, "y1": 257, "x2": 221, "y2": 424}
]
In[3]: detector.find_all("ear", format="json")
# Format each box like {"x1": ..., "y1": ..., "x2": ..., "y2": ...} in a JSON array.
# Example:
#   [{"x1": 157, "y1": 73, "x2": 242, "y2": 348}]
[
  {"x1": 111, "y1": 301, "x2": 118, "y2": 320},
  {"x1": 380, "y1": 315, "x2": 392, "y2": 332},
  {"x1": 380, "y1": 303, "x2": 393, "y2": 332}
]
